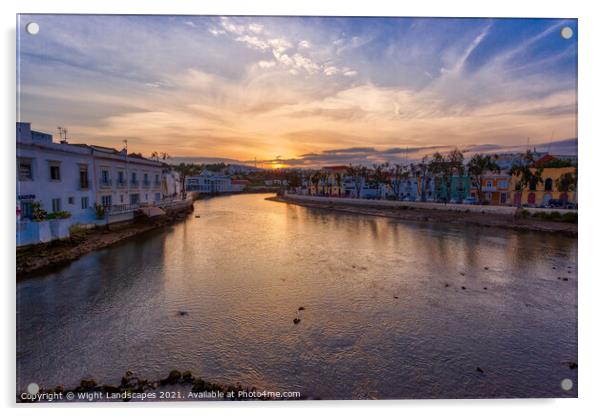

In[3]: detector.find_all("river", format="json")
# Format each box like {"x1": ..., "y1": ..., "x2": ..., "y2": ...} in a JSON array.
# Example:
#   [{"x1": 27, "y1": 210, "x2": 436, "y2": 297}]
[{"x1": 17, "y1": 193, "x2": 578, "y2": 399}]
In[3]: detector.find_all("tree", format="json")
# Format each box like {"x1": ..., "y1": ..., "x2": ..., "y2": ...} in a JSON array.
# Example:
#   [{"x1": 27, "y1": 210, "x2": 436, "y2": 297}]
[
  {"x1": 388, "y1": 163, "x2": 410, "y2": 200},
  {"x1": 372, "y1": 163, "x2": 390, "y2": 199},
  {"x1": 467, "y1": 154, "x2": 500, "y2": 204},
  {"x1": 310, "y1": 171, "x2": 322, "y2": 196},
  {"x1": 555, "y1": 170, "x2": 577, "y2": 208},
  {"x1": 414, "y1": 158, "x2": 431, "y2": 202},
  {"x1": 509, "y1": 150, "x2": 543, "y2": 207},
  {"x1": 346, "y1": 164, "x2": 368, "y2": 198},
  {"x1": 428, "y1": 149, "x2": 465, "y2": 203},
  {"x1": 172, "y1": 163, "x2": 202, "y2": 198},
  {"x1": 334, "y1": 172, "x2": 343, "y2": 197}
]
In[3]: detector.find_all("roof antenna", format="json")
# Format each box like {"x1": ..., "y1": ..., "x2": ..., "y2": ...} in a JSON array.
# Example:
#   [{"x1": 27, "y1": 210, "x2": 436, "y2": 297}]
[{"x1": 57, "y1": 126, "x2": 68, "y2": 144}]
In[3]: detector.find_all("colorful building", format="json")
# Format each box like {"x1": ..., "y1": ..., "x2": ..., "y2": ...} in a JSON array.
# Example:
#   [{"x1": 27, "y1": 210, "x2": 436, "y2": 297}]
[
  {"x1": 510, "y1": 166, "x2": 577, "y2": 207},
  {"x1": 469, "y1": 173, "x2": 512, "y2": 205}
]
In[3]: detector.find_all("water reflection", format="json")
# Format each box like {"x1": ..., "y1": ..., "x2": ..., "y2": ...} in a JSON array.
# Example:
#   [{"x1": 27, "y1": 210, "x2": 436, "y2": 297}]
[{"x1": 17, "y1": 194, "x2": 577, "y2": 399}]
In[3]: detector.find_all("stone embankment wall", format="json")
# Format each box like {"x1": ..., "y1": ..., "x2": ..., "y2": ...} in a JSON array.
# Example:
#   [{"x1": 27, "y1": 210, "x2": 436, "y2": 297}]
[{"x1": 283, "y1": 193, "x2": 577, "y2": 215}]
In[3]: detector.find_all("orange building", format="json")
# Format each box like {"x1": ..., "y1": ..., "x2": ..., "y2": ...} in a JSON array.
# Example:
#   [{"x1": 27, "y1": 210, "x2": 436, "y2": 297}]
[{"x1": 470, "y1": 173, "x2": 512, "y2": 205}]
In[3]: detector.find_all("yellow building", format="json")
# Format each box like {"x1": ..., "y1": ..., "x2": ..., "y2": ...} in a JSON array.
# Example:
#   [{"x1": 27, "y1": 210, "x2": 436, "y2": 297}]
[
  {"x1": 510, "y1": 166, "x2": 577, "y2": 207},
  {"x1": 308, "y1": 166, "x2": 346, "y2": 197}
]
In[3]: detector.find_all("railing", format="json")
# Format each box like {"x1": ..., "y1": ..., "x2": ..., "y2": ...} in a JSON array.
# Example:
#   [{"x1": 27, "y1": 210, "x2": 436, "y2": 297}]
[
  {"x1": 142, "y1": 179, "x2": 151, "y2": 187},
  {"x1": 116, "y1": 179, "x2": 127, "y2": 188},
  {"x1": 99, "y1": 179, "x2": 112, "y2": 188},
  {"x1": 79, "y1": 181, "x2": 90, "y2": 190},
  {"x1": 154, "y1": 180, "x2": 161, "y2": 187},
  {"x1": 130, "y1": 180, "x2": 139, "y2": 186},
  {"x1": 105, "y1": 203, "x2": 140, "y2": 215}
]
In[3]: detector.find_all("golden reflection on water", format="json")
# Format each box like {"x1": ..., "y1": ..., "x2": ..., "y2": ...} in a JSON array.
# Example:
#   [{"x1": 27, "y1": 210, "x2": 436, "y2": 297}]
[{"x1": 17, "y1": 194, "x2": 577, "y2": 399}]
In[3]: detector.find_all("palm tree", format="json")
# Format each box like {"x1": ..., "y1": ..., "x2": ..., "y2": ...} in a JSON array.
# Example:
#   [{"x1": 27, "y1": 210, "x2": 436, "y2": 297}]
[
  {"x1": 555, "y1": 170, "x2": 577, "y2": 208},
  {"x1": 509, "y1": 150, "x2": 543, "y2": 207},
  {"x1": 173, "y1": 163, "x2": 202, "y2": 198},
  {"x1": 467, "y1": 154, "x2": 500, "y2": 204}
]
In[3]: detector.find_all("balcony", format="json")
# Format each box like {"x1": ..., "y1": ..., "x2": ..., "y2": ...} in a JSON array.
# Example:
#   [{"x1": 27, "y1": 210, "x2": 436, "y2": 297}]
[
  {"x1": 99, "y1": 179, "x2": 112, "y2": 188},
  {"x1": 130, "y1": 179, "x2": 139, "y2": 187},
  {"x1": 79, "y1": 180, "x2": 90, "y2": 190},
  {"x1": 116, "y1": 179, "x2": 127, "y2": 188},
  {"x1": 154, "y1": 180, "x2": 162, "y2": 188},
  {"x1": 142, "y1": 179, "x2": 151, "y2": 188},
  {"x1": 482, "y1": 186, "x2": 497, "y2": 192},
  {"x1": 105, "y1": 203, "x2": 139, "y2": 215}
]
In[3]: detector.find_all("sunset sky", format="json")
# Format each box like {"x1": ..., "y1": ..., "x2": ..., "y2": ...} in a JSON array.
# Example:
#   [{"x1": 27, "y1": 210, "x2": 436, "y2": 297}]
[{"x1": 18, "y1": 15, "x2": 577, "y2": 167}]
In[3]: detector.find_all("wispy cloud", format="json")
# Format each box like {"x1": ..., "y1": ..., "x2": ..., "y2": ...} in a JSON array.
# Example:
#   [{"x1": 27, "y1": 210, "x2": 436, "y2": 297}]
[{"x1": 18, "y1": 15, "x2": 577, "y2": 165}]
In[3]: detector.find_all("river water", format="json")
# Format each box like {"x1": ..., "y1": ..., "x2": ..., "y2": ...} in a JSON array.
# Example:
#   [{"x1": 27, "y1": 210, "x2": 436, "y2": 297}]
[{"x1": 17, "y1": 193, "x2": 577, "y2": 399}]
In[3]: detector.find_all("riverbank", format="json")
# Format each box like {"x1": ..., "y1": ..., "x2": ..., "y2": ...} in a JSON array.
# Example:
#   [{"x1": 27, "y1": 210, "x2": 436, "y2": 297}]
[
  {"x1": 17, "y1": 369, "x2": 268, "y2": 402},
  {"x1": 269, "y1": 195, "x2": 577, "y2": 236},
  {"x1": 16, "y1": 209, "x2": 192, "y2": 279}
]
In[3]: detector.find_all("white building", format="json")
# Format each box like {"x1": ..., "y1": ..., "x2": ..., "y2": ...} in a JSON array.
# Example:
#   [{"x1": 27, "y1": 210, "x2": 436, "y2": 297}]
[
  {"x1": 89, "y1": 145, "x2": 164, "y2": 211},
  {"x1": 185, "y1": 171, "x2": 232, "y2": 194},
  {"x1": 16, "y1": 122, "x2": 182, "y2": 246},
  {"x1": 17, "y1": 122, "x2": 96, "y2": 224}
]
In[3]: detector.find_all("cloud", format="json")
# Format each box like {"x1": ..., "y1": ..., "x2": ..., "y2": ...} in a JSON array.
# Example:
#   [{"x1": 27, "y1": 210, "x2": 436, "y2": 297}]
[
  {"x1": 17, "y1": 15, "x2": 577, "y2": 165},
  {"x1": 298, "y1": 40, "x2": 311, "y2": 49}
]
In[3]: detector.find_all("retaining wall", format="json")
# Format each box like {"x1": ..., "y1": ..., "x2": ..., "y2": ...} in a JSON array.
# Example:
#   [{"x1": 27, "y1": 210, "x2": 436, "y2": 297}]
[{"x1": 283, "y1": 193, "x2": 577, "y2": 216}]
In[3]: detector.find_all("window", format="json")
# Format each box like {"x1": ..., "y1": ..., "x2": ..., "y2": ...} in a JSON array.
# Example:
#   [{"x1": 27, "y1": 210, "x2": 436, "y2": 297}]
[
  {"x1": 145, "y1": 193, "x2": 148, "y2": 201},
  {"x1": 68, "y1": 197, "x2": 75, "y2": 205},
  {"x1": 528, "y1": 179, "x2": 538, "y2": 191},
  {"x1": 486, "y1": 180, "x2": 493, "y2": 188},
  {"x1": 155, "y1": 174, "x2": 160, "y2": 184},
  {"x1": 544, "y1": 178, "x2": 553, "y2": 191},
  {"x1": 155, "y1": 193, "x2": 161, "y2": 201},
  {"x1": 120, "y1": 194, "x2": 124, "y2": 203},
  {"x1": 81, "y1": 197, "x2": 89, "y2": 209},
  {"x1": 51, "y1": 198, "x2": 61, "y2": 212},
  {"x1": 118, "y1": 171, "x2": 125, "y2": 184},
  {"x1": 20, "y1": 201, "x2": 33, "y2": 219},
  {"x1": 79, "y1": 165, "x2": 89, "y2": 189},
  {"x1": 130, "y1": 194, "x2": 140, "y2": 205},
  {"x1": 19, "y1": 159, "x2": 33, "y2": 180},
  {"x1": 101, "y1": 170, "x2": 110, "y2": 185},
  {"x1": 101, "y1": 195, "x2": 112, "y2": 206},
  {"x1": 497, "y1": 180, "x2": 508, "y2": 189},
  {"x1": 49, "y1": 163, "x2": 61, "y2": 181}
]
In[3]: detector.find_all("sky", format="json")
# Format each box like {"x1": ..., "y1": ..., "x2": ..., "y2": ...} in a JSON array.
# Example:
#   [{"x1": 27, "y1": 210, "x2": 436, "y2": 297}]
[{"x1": 17, "y1": 15, "x2": 577, "y2": 167}]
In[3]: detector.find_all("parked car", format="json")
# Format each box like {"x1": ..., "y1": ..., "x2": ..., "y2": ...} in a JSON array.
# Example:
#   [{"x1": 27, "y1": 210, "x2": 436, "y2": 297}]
[
  {"x1": 462, "y1": 196, "x2": 478, "y2": 205},
  {"x1": 546, "y1": 199, "x2": 563, "y2": 208}
]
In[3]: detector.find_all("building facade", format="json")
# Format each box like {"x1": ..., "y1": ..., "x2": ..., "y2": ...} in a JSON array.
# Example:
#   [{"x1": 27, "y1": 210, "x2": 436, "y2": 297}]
[
  {"x1": 510, "y1": 166, "x2": 577, "y2": 207},
  {"x1": 17, "y1": 122, "x2": 182, "y2": 246},
  {"x1": 17, "y1": 122, "x2": 96, "y2": 224}
]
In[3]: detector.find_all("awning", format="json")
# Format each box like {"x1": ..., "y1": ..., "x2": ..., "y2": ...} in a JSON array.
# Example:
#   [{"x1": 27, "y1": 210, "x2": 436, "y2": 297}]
[{"x1": 139, "y1": 206, "x2": 167, "y2": 218}]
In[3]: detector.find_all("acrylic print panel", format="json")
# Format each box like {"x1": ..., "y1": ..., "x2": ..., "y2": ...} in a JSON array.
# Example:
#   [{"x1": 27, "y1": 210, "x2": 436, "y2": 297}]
[{"x1": 16, "y1": 14, "x2": 577, "y2": 402}]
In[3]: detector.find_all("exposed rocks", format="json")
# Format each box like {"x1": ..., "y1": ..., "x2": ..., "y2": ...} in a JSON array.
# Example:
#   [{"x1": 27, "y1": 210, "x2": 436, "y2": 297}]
[
  {"x1": 484, "y1": 267, "x2": 489, "y2": 270},
  {"x1": 178, "y1": 311, "x2": 188, "y2": 316},
  {"x1": 293, "y1": 318, "x2": 301, "y2": 325},
  {"x1": 461, "y1": 286, "x2": 466, "y2": 290},
  {"x1": 17, "y1": 369, "x2": 263, "y2": 402},
  {"x1": 298, "y1": 306, "x2": 305, "y2": 311},
  {"x1": 476, "y1": 367, "x2": 484, "y2": 374},
  {"x1": 161, "y1": 370, "x2": 182, "y2": 385}
]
